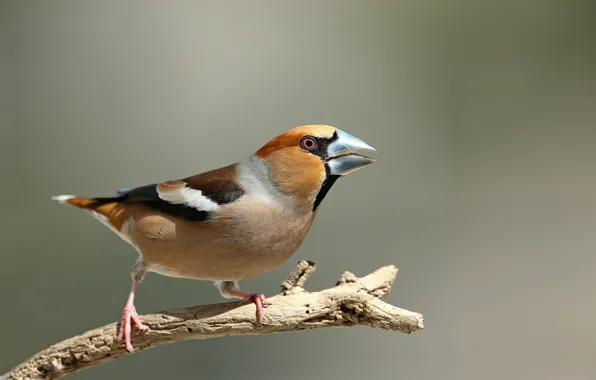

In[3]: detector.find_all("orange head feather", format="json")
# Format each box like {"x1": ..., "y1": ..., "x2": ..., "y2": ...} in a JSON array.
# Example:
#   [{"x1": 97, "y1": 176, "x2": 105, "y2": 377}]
[
  {"x1": 252, "y1": 124, "x2": 377, "y2": 210},
  {"x1": 254, "y1": 125, "x2": 338, "y2": 205},
  {"x1": 255, "y1": 125, "x2": 336, "y2": 158}
]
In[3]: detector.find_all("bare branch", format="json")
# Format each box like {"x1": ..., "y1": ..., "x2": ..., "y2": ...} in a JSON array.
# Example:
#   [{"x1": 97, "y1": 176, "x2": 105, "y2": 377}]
[
  {"x1": 280, "y1": 259, "x2": 316, "y2": 294},
  {"x1": 3, "y1": 261, "x2": 424, "y2": 380}
]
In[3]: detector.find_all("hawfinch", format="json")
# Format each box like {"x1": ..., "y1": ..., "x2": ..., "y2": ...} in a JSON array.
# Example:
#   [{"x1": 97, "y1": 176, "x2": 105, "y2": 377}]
[{"x1": 53, "y1": 125, "x2": 376, "y2": 352}]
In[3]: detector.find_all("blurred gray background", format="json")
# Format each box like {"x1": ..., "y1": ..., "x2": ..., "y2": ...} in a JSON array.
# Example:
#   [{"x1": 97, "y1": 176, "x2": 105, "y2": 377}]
[{"x1": 1, "y1": 1, "x2": 596, "y2": 379}]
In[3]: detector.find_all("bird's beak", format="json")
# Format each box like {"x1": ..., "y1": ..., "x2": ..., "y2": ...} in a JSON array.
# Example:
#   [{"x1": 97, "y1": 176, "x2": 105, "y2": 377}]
[{"x1": 326, "y1": 129, "x2": 377, "y2": 176}]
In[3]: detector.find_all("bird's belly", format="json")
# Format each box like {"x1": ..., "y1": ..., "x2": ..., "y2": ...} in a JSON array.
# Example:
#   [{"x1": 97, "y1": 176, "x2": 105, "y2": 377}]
[
  {"x1": 129, "y1": 208, "x2": 314, "y2": 281},
  {"x1": 144, "y1": 244, "x2": 295, "y2": 281}
]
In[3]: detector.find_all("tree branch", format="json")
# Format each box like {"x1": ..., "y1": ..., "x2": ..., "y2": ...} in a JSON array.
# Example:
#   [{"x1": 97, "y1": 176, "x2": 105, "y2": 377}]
[{"x1": 2, "y1": 261, "x2": 424, "y2": 380}]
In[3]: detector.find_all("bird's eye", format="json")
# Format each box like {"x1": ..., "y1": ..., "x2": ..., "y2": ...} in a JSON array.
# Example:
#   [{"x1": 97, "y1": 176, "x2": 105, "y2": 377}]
[{"x1": 300, "y1": 136, "x2": 317, "y2": 151}]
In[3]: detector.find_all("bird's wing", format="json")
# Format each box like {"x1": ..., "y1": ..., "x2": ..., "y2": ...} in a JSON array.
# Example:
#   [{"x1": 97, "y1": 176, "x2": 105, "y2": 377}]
[
  {"x1": 53, "y1": 164, "x2": 244, "y2": 224},
  {"x1": 107, "y1": 164, "x2": 244, "y2": 222},
  {"x1": 118, "y1": 165, "x2": 244, "y2": 221}
]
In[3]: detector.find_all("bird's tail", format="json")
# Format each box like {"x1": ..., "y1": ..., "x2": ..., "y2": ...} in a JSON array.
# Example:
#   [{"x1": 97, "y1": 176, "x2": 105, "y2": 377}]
[
  {"x1": 52, "y1": 194, "x2": 99, "y2": 208},
  {"x1": 52, "y1": 194, "x2": 131, "y2": 237},
  {"x1": 52, "y1": 194, "x2": 123, "y2": 214}
]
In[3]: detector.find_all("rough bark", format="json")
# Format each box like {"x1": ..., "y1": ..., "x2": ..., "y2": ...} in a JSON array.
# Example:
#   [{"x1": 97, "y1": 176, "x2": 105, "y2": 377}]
[{"x1": 2, "y1": 261, "x2": 424, "y2": 379}]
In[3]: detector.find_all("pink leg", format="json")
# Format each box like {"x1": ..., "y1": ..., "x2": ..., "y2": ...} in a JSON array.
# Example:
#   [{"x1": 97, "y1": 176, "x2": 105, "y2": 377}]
[
  {"x1": 118, "y1": 279, "x2": 148, "y2": 352},
  {"x1": 228, "y1": 289, "x2": 267, "y2": 322}
]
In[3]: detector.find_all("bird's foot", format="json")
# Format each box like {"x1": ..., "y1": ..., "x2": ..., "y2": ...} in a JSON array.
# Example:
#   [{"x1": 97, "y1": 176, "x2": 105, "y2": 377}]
[
  {"x1": 118, "y1": 304, "x2": 148, "y2": 352},
  {"x1": 239, "y1": 293, "x2": 267, "y2": 322},
  {"x1": 219, "y1": 282, "x2": 268, "y2": 323}
]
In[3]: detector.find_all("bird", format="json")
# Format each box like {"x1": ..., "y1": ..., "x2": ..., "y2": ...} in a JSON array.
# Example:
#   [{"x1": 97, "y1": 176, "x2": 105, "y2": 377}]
[{"x1": 52, "y1": 124, "x2": 376, "y2": 352}]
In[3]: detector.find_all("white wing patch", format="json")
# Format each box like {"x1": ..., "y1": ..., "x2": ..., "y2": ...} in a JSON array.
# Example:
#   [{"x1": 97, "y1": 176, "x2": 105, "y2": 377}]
[{"x1": 157, "y1": 182, "x2": 218, "y2": 212}]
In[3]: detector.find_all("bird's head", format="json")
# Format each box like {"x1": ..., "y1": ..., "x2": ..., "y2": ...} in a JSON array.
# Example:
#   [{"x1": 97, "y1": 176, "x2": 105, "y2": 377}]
[{"x1": 253, "y1": 125, "x2": 376, "y2": 210}]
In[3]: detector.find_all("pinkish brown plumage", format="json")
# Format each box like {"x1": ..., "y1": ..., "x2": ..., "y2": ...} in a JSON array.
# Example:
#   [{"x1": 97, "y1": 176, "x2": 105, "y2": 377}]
[{"x1": 53, "y1": 125, "x2": 376, "y2": 352}]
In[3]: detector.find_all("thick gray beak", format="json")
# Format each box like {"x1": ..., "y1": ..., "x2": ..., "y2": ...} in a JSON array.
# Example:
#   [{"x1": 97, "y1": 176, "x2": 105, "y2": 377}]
[{"x1": 326, "y1": 129, "x2": 377, "y2": 176}]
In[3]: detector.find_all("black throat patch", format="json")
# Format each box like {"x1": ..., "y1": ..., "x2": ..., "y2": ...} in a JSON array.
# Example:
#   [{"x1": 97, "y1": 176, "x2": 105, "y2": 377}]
[
  {"x1": 310, "y1": 131, "x2": 341, "y2": 212},
  {"x1": 313, "y1": 165, "x2": 340, "y2": 212}
]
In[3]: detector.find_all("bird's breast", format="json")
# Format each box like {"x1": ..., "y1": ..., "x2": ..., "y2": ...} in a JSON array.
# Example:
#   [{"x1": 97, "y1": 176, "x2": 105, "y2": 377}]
[{"x1": 129, "y1": 196, "x2": 315, "y2": 281}]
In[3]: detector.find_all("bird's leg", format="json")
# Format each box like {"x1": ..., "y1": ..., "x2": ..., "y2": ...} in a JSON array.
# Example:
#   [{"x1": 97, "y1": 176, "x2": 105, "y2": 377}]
[
  {"x1": 231, "y1": 291, "x2": 267, "y2": 320},
  {"x1": 118, "y1": 262, "x2": 148, "y2": 352},
  {"x1": 216, "y1": 280, "x2": 267, "y2": 322}
]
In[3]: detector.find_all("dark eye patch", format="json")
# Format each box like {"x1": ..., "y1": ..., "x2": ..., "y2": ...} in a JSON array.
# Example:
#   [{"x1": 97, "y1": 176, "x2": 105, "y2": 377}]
[{"x1": 301, "y1": 131, "x2": 338, "y2": 161}]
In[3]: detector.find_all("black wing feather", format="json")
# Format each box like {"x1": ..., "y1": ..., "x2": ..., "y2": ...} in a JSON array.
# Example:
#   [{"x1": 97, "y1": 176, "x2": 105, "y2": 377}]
[{"x1": 90, "y1": 165, "x2": 244, "y2": 222}]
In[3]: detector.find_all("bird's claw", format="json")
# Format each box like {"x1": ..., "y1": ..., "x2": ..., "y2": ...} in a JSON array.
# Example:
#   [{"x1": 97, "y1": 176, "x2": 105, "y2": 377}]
[
  {"x1": 118, "y1": 305, "x2": 148, "y2": 352},
  {"x1": 240, "y1": 293, "x2": 267, "y2": 322}
]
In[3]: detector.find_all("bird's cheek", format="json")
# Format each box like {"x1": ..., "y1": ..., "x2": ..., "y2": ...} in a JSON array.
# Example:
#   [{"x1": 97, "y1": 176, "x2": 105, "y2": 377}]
[{"x1": 266, "y1": 149, "x2": 326, "y2": 199}]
